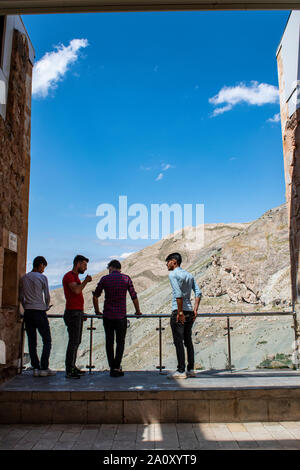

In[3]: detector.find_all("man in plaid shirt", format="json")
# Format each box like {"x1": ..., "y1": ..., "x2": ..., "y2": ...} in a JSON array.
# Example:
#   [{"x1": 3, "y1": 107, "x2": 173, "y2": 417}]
[{"x1": 93, "y1": 259, "x2": 142, "y2": 377}]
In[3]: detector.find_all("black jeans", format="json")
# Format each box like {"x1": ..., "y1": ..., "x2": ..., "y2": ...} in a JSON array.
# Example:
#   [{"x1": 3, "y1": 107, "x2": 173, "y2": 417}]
[
  {"x1": 24, "y1": 309, "x2": 52, "y2": 370},
  {"x1": 103, "y1": 317, "x2": 127, "y2": 370},
  {"x1": 63, "y1": 309, "x2": 84, "y2": 372},
  {"x1": 170, "y1": 310, "x2": 194, "y2": 373}
]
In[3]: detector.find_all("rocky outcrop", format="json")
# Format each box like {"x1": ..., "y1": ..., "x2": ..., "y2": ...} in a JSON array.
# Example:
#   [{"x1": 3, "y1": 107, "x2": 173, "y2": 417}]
[{"x1": 198, "y1": 204, "x2": 290, "y2": 307}]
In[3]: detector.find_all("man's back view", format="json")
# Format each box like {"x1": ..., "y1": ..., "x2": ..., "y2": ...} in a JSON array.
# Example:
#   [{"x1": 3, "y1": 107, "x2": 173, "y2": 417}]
[
  {"x1": 19, "y1": 256, "x2": 55, "y2": 377},
  {"x1": 93, "y1": 259, "x2": 142, "y2": 377},
  {"x1": 166, "y1": 252, "x2": 202, "y2": 379}
]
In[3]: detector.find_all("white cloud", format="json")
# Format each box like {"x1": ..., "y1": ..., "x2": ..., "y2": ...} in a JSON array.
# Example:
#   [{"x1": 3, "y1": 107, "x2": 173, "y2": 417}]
[
  {"x1": 267, "y1": 113, "x2": 281, "y2": 123},
  {"x1": 155, "y1": 163, "x2": 174, "y2": 181},
  {"x1": 209, "y1": 81, "x2": 279, "y2": 116},
  {"x1": 32, "y1": 38, "x2": 89, "y2": 98},
  {"x1": 211, "y1": 104, "x2": 233, "y2": 116},
  {"x1": 162, "y1": 163, "x2": 172, "y2": 171},
  {"x1": 120, "y1": 252, "x2": 135, "y2": 259},
  {"x1": 109, "y1": 252, "x2": 135, "y2": 260}
]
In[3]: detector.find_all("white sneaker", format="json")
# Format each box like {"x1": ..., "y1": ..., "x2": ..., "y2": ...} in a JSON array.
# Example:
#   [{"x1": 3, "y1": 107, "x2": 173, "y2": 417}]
[
  {"x1": 186, "y1": 370, "x2": 196, "y2": 378},
  {"x1": 167, "y1": 370, "x2": 187, "y2": 379},
  {"x1": 33, "y1": 369, "x2": 40, "y2": 377},
  {"x1": 39, "y1": 369, "x2": 56, "y2": 377}
]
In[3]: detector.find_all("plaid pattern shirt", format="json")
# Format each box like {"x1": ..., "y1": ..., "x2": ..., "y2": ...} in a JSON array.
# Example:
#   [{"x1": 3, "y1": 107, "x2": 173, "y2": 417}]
[{"x1": 93, "y1": 271, "x2": 137, "y2": 319}]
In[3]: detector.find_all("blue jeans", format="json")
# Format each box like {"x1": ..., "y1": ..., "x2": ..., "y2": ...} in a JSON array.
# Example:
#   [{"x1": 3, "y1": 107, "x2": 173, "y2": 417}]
[{"x1": 24, "y1": 309, "x2": 52, "y2": 370}]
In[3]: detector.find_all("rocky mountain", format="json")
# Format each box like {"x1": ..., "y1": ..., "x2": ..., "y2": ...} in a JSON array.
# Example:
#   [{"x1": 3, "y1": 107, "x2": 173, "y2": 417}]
[{"x1": 28, "y1": 203, "x2": 295, "y2": 372}]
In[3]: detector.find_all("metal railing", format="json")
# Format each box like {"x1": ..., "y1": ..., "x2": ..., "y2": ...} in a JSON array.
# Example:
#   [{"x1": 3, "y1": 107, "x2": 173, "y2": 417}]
[{"x1": 19, "y1": 310, "x2": 299, "y2": 374}]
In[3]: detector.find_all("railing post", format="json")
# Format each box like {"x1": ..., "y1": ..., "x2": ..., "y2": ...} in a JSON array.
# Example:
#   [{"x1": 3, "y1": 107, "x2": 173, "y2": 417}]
[
  {"x1": 224, "y1": 316, "x2": 233, "y2": 372},
  {"x1": 18, "y1": 317, "x2": 25, "y2": 375},
  {"x1": 292, "y1": 303, "x2": 299, "y2": 371},
  {"x1": 156, "y1": 317, "x2": 165, "y2": 374},
  {"x1": 86, "y1": 316, "x2": 96, "y2": 374}
]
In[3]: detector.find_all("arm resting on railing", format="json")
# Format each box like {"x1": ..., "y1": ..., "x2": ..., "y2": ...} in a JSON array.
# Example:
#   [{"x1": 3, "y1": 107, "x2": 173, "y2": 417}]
[
  {"x1": 92, "y1": 295, "x2": 102, "y2": 315},
  {"x1": 132, "y1": 298, "x2": 142, "y2": 316}
]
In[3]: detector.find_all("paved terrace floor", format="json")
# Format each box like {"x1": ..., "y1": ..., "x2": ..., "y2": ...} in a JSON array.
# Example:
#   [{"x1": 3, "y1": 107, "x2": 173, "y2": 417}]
[
  {"x1": 2, "y1": 369, "x2": 300, "y2": 392},
  {"x1": 1, "y1": 422, "x2": 300, "y2": 450}
]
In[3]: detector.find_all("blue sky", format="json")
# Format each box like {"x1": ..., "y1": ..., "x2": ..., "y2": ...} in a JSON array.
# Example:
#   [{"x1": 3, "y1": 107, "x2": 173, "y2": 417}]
[{"x1": 22, "y1": 10, "x2": 290, "y2": 285}]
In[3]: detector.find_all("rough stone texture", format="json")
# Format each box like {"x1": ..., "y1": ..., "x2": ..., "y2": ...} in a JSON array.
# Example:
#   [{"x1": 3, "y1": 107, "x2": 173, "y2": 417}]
[
  {"x1": 0, "y1": 28, "x2": 33, "y2": 383},
  {"x1": 277, "y1": 45, "x2": 300, "y2": 309},
  {"x1": 2, "y1": 392, "x2": 300, "y2": 424}
]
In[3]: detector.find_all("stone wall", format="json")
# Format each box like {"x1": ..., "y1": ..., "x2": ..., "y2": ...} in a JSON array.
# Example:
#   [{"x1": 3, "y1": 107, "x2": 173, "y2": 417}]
[
  {"x1": 277, "y1": 44, "x2": 300, "y2": 309},
  {"x1": 0, "y1": 28, "x2": 32, "y2": 382}
]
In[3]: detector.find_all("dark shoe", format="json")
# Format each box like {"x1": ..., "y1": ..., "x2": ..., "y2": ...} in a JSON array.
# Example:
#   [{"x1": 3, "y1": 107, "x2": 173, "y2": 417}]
[
  {"x1": 115, "y1": 366, "x2": 124, "y2": 376},
  {"x1": 110, "y1": 368, "x2": 124, "y2": 377},
  {"x1": 65, "y1": 368, "x2": 80, "y2": 379},
  {"x1": 74, "y1": 367, "x2": 86, "y2": 375}
]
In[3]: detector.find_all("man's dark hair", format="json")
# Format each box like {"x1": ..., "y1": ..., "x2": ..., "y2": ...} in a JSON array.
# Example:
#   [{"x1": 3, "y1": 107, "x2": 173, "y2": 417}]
[
  {"x1": 73, "y1": 254, "x2": 89, "y2": 265},
  {"x1": 33, "y1": 256, "x2": 48, "y2": 269},
  {"x1": 165, "y1": 252, "x2": 182, "y2": 266},
  {"x1": 107, "y1": 259, "x2": 121, "y2": 270}
]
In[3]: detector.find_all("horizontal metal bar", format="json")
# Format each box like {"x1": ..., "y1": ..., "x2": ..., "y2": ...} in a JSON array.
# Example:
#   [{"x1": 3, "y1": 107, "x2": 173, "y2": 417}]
[
  {"x1": 0, "y1": 1, "x2": 297, "y2": 16},
  {"x1": 20, "y1": 311, "x2": 294, "y2": 319}
]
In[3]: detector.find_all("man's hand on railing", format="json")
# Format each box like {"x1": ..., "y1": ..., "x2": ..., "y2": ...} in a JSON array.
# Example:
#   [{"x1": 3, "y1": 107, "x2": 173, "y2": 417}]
[
  {"x1": 135, "y1": 310, "x2": 143, "y2": 316},
  {"x1": 94, "y1": 310, "x2": 103, "y2": 316}
]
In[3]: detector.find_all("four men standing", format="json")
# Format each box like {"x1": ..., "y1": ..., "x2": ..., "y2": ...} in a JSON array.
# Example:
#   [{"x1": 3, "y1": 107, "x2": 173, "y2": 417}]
[{"x1": 20, "y1": 252, "x2": 201, "y2": 379}]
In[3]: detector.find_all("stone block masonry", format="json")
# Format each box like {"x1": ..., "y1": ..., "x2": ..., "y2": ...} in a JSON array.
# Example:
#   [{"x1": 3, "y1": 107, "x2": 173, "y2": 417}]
[{"x1": 0, "y1": 27, "x2": 33, "y2": 383}]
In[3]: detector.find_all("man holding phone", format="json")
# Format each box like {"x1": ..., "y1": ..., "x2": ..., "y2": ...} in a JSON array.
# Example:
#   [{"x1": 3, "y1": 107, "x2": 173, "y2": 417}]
[
  {"x1": 166, "y1": 252, "x2": 202, "y2": 379},
  {"x1": 63, "y1": 255, "x2": 92, "y2": 379}
]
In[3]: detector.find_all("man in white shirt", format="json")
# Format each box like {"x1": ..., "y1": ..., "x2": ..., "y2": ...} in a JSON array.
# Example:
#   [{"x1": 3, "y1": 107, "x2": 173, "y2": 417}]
[
  {"x1": 166, "y1": 252, "x2": 202, "y2": 379},
  {"x1": 19, "y1": 256, "x2": 55, "y2": 377}
]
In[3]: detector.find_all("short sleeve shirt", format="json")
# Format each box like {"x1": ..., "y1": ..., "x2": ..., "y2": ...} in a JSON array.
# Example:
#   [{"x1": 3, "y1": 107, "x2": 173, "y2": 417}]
[{"x1": 63, "y1": 271, "x2": 84, "y2": 311}]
